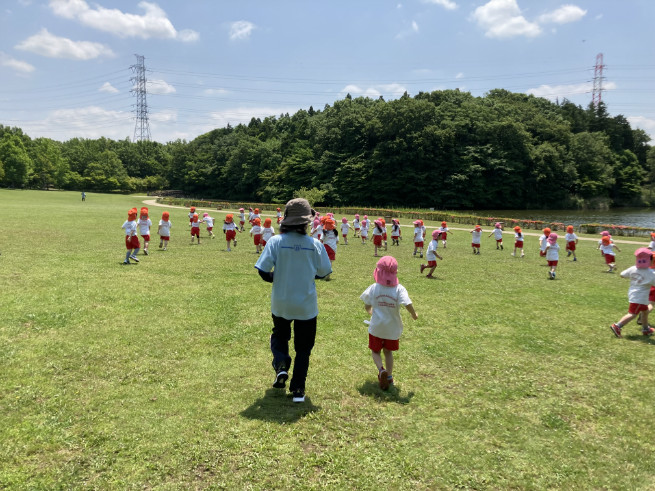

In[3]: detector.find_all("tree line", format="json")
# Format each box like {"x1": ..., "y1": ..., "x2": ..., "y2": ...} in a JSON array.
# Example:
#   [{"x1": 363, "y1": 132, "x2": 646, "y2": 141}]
[{"x1": 1, "y1": 89, "x2": 653, "y2": 209}]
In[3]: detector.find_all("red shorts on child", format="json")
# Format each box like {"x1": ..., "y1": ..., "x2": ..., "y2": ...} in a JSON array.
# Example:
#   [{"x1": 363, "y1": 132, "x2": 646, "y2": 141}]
[
  {"x1": 226, "y1": 230, "x2": 236, "y2": 241},
  {"x1": 253, "y1": 234, "x2": 262, "y2": 245},
  {"x1": 342, "y1": 234, "x2": 348, "y2": 238},
  {"x1": 239, "y1": 220, "x2": 245, "y2": 226},
  {"x1": 496, "y1": 239, "x2": 503, "y2": 243},
  {"x1": 207, "y1": 227, "x2": 213, "y2": 232},
  {"x1": 125, "y1": 235, "x2": 140, "y2": 250},
  {"x1": 567, "y1": 241, "x2": 576, "y2": 251},
  {"x1": 261, "y1": 240, "x2": 267, "y2": 247},
  {"x1": 515, "y1": 241, "x2": 523, "y2": 248},
  {"x1": 548, "y1": 260, "x2": 558, "y2": 266},
  {"x1": 441, "y1": 232, "x2": 447, "y2": 240},
  {"x1": 141, "y1": 234, "x2": 150, "y2": 241},
  {"x1": 191, "y1": 227, "x2": 200, "y2": 236},
  {"x1": 355, "y1": 227, "x2": 360, "y2": 231},
  {"x1": 373, "y1": 236, "x2": 382, "y2": 246},
  {"x1": 472, "y1": 243, "x2": 480, "y2": 248},
  {"x1": 324, "y1": 244, "x2": 335, "y2": 261},
  {"x1": 427, "y1": 260, "x2": 437, "y2": 267},
  {"x1": 161, "y1": 235, "x2": 170, "y2": 241},
  {"x1": 628, "y1": 302, "x2": 649, "y2": 314},
  {"x1": 605, "y1": 254, "x2": 615, "y2": 264},
  {"x1": 383, "y1": 233, "x2": 387, "y2": 240},
  {"x1": 414, "y1": 241, "x2": 424, "y2": 248},
  {"x1": 368, "y1": 334, "x2": 399, "y2": 352},
  {"x1": 649, "y1": 286, "x2": 655, "y2": 303},
  {"x1": 540, "y1": 250, "x2": 546, "y2": 257}
]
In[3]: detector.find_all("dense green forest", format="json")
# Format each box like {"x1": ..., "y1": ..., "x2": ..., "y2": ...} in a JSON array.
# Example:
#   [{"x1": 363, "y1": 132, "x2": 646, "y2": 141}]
[{"x1": 1, "y1": 89, "x2": 654, "y2": 209}]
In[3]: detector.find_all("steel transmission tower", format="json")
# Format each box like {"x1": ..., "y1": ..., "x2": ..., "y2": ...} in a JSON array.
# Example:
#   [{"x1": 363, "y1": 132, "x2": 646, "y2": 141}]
[
  {"x1": 130, "y1": 54, "x2": 151, "y2": 141},
  {"x1": 591, "y1": 53, "x2": 605, "y2": 108}
]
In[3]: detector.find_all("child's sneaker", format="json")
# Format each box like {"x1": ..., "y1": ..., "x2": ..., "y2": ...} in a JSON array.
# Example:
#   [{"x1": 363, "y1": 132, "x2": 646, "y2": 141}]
[
  {"x1": 130, "y1": 255, "x2": 139, "y2": 263},
  {"x1": 419, "y1": 253, "x2": 423, "y2": 258},
  {"x1": 122, "y1": 261, "x2": 130, "y2": 265},
  {"x1": 573, "y1": 257, "x2": 577, "y2": 261},
  {"x1": 273, "y1": 370, "x2": 288, "y2": 389},
  {"x1": 159, "y1": 243, "x2": 163, "y2": 249},
  {"x1": 378, "y1": 368, "x2": 390, "y2": 390},
  {"x1": 511, "y1": 253, "x2": 515, "y2": 256},
  {"x1": 143, "y1": 250, "x2": 149, "y2": 255},
  {"x1": 234, "y1": 240, "x2": 237, "y2": 246},
  {"x1": 641, "y1": 326, "x2": 654, "y2": 336},
  {"x1": 567, "y1": 251, "x2": 572, "y2": 257},
  {"x1": 610, "y1": 323, "x2": 622, "y2": 338},
  {"x1": 387, "y1": 375, "x2": 394, "y2": 386},
  {"x1": 291, "y1": 389, "x2": 305, "y2": 403}
]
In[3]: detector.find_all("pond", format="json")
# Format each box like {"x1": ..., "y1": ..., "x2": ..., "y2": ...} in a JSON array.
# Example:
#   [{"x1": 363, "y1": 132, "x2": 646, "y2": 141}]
[{"x1": 463, "y1": 209, "x2": 655, "y2": 229}]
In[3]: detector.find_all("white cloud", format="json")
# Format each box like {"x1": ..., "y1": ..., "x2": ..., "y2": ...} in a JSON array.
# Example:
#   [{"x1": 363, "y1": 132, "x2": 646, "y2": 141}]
[
  {"x1": 471, "y1": 0, "x2": 541, "y2": 38},
  {"x1": 99, "y1": 82, "x2": 118, "y2": 93},
  {"x1": 412, "y1": 21, "x2": 419, "y2": 32},
  {"x1": 455, "y1": 72, "x2": 464, "y2": 79},
  {"x1": 526, "y1": 81, "x2": 617, "y2": 100},
  {"x1": 229, "y1": 20, "x2": 255, "y2": 41},
  {"x1": 0, "y1": 51, "x2": 35, "y2": 73},
  {"x1": 150, "y1": 109, "x2": 177, "y2": 123},
  {"x1": 147, "y1": 79, "x2": 176, "y2": 95},
  {"x1": 48, "y1": 0, "x2": 199, "y2": 41},
  {"x1": 340, "y1": 83, "x2": 408, "y2": 99},
  {"x1": 15, "y1": 28, "x2": 114, "y2": 60},
  {"x1": 209, "y1": 106, "x2": 298, "y2": 129},
  {"x1": 595, "y1": 13, "x2": 603, "y2": 20},
  {"x1": 396, "y1": 20, "x2": 420, "y2": 39},
  {"x1": 203, "y1": 88, "x2": 230, "y2": 96},
  {"x1": 422, "y1": 0, "x2": 458, "y2": 10},
  {"x1": 627, "y1": 116, "x2": 655, "y2": 142},
  {"x1": 538, "y1": 5, "x2": 587, "y2": 24}
]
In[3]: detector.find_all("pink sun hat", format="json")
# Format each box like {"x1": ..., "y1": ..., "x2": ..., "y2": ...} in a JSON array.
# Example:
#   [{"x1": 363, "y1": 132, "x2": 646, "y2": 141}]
[
  {"x1": 432, "y1": 229, "x2": 441, "y2": 240},
  {"x1": 635, "y1": 247, "x2": 652, "y2": 269},
  {"x1": 547, "y1": 233, "x2": 558, "y2": 244},
  {"x1": 374, "y1": 256, "x2": 399, "y2": 287},
  {"x1": 341, "y1": 217, "x2": 348, "y2": 223}
]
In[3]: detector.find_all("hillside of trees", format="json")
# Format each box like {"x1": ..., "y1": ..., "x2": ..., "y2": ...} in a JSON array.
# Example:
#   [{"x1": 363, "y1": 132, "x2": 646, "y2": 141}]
[{"x1": 1, "y1": 89, "x2": 654, "y2": 209}]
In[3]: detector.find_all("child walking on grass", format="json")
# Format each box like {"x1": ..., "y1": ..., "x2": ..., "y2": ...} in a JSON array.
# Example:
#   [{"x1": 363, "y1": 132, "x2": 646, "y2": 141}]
[
  {"x1": 138, "y1": 207, "x2": 152, "y2": 255},
  {"x1": 600, "y1": 235, "x2": 620, "y2": 272},
  {"x1": 610, "y1": 248, "x2": 655, "y2": 338},
  {"x1": 250, "y1": 217, "x2": 262, "y2": 254},
  {"x1": 361, "y1": 256, "x2": 418, "y2": 390},
  {"x1": 190, "y1": 213, "x2": 201, "y2": 244},
  {"x1": 565, "y1": 225, "x2": 578, "y2": 261},
  {"x1": 340, "y1": 217, "x2": 351, "y2": 245},
  {"x1": 539, "y1": 227, "x2": 551, "y2": 259},
  {"x1": 261, "y1": 218, "x2": 275, "y2": 247},
  {"x1": 353, "y1": 214, "x2": 360, "y2": 237},
  {"x1": 372, "y1": 219, "x2": 384, "y2": 256},
  {"x1": 360, "y1": 216, "x2": 369, "y2": 244},
  {"x1": 122, "y1": 208, "x2": 140, "y2": 265},
  {"x1": 239, "y1": 208, "x2": 246, "y2": 231},
  {"x1": 420, "y1": 230, "x2": 443, "y2": 278},
  {"x1": 391, "y1": 219, "x2": 401, "y2": 246},
  {"x1": 438, "y1": 221, "x2": 451, "y2": 249},
  {"x1": 413, "y1": 220, "x2": 424, "y2": 258},
  {"x1": 223, "y1": 214, "x2": 239, "y2": 251},
  {"x1": 512, "y1": 226, "x2": 524, "y2": 257},
  {"x1": 158, "y1": 211, "x2": 171, "y2": 250},
  {"x1": 202, "y1": 212, "x2": 215, "y2": 238},
  {"x1": 488, "y1": 222, "x2": 504, "y2": 250},
  {"x1": 544, "y1": 233, "x2": 560, "y2": 279},
  {"x1": 470, "y1": 225, "x2": 482, "y2": 254}
]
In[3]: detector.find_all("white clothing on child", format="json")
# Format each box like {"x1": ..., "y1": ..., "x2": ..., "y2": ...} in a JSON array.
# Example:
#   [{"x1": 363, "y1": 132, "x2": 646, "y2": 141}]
[
  {"x1": 620, "y1": 266, "x2": 655, "y2": 304},
  {"x1": 426, "y1": 239, "x2": 439, "y2": 261},
  {"x1": 360, "y1": 283, "x2": 412, "y2": 340},
  {"x1": 159, "y1": 220, "x2": 172, "y2": 236}
]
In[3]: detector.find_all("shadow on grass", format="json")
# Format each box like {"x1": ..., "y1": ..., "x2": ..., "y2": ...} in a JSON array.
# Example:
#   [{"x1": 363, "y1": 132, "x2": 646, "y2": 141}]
[
  {"x1": 357, "y1": 381, "x2": 414, "y2": 405},
  {"x1": 240, "y1": 388, "x2": 320, "y2": 424},
  {"x1": 623, "y1": 334, "x2": 655, "y2": 345}
]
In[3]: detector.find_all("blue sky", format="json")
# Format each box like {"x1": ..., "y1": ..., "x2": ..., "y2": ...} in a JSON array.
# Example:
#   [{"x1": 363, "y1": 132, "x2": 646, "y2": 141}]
[{"x1": 1, "y1": 0, "x2": 653, "y2": 144}]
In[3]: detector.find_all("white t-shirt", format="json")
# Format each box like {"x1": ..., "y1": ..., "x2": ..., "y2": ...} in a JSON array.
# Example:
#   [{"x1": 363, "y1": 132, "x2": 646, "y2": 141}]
[
  {"x1": 426, "y1": 240, "x2": 439, "y2": 261},
  {"x1": 138, "y1": 218, "x2": 152, "y2": 235},
  {"x1": 360, "y1": 283, "x2": 412, "y2": 340},
  {"x1": 439, "y1": 226, "x2": 449, "y2": 235},
  {"x1": 122, "y1": 220, "x2": 137, "y2": 236},
  {"x1": 340, "y1": 223, "x2": 350, "y2": 235},
  {"x1": 621, "y1": 266, "x2": 655, "y2": 304},
  {"x1": 204, "y1": 216, "x2": 214, "y2": 228},
  {"x1": 360, "y1": 222, "x2": 369, "y2": 237},
  {"x1": 601, "y1": 243, "x2": 617, "y2": 256},
  {"x1": 223, "y1": 222, "x2": 237, "y2": 231},
  {"x1": 546, "y1": 242, "x2": 560, "y2": 261},
  {"x1": 413, "y1": 227, "x2": 423, "y2": 242},
  {"x1": 565, "y1": 233, "x2": 578, "y2": 242},
  {"x1": 261, "y1": 227, "x2": 275, "y2": 242},
  {"x1": 255, "y1": 233, "x2": 332, "y2": 320},
  {"x1": 311, "y1": 224, "x2": 322, "y2": 239},
  {"x1": 391, "y1": 224, "x2": 401, "y2": 237},
  {"x1": 471, "y1": 230, "x2": 481, "y2": 244},
  {"x1": 251, "y1": 225, "x2": 262, "y2": 235},
  {"x1": 353, "y1": 218, "x2": 360, "y2": 229},
  {"x1": 514, "y1": 232, "x2": 523, "y2": 241},
  {"x1": 251, "y1": 213, "x2": 260, "y2": 223},
  {"x1": 648, "y1": 240, "x2": 655, "y2": 250},
  {"x1": 239, "y1": 212, "x2": 245, "y2": 223},
  {"x1": 372, "y1": 226, "x2": 383, "y2": 237},
  {"x1": 158, "y1": 220, "x2": 172, "y2": 236},
  {"x1": 324, "y1": 229, "x2": 338, "y2": 250},
  {"x1": 539, "y1": 235, "x2": 548, "y2": 252},
  {"x1": 492, "y1": 228, "x2": 503, "y2": 240}
]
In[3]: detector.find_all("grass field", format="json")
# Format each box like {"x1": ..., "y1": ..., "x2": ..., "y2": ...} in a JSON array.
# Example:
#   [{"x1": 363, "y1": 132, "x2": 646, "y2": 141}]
[{"x1": 1, "y1": 190, "x2": 655, "y2": 489}]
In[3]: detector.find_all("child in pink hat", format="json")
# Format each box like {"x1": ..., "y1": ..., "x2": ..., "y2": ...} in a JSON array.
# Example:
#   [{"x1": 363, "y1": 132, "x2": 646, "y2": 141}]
[
  {"x1": 470, "y1": 225, "x2": 482, "y2": 254},
  {"x1": 421, "y1": 230, "x2": 444, "y2": 278},
  {"x1": 360, "y1": 215, "x2": 369, "y2": 244},
  {"x1": 610, "y1": 248, "x2": 655, "y2": 338},
  {"x1": 390, "y1": 219, "x2": 401, "y2": 246},
  {"x1": 352, "y1": 214, "x2": 360, "y2": 238},
  {"x1": 488, "y1": 222, "x2": 504, "y2": 250},
  {"x1": 372, "y1": 219, "x2": 384, "y2": 256},
  {"x1": 340, "y1": 217, "x2": 351, "y2": 245},
  {"x1": 544, "y1": 233, "x2": 560, "y2": 279},
  {"x1": 412, "y1": 220, "x2": 424, "y2": 258},
  {"x1": 360, "y1": 256, "x2": 418, "y2": 390}
]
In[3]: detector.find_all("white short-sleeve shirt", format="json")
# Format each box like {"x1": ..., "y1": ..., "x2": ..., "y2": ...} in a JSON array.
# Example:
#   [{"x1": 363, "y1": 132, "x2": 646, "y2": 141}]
[
  {"x1": 360, "y1": 283, "x2": 412, "y2": 340},
  {"x1": 138, "y1": 218, "x2": 152, "y2": 236},
  {"x1": 621, "y1": 266, "x2": 655, "y2": 304},
  {"x1": 158, "y1": 220, "x2": 172, "y2": 236},
  {"x1": 426, "y1": 239, "x2": 439, "y2": 261}
]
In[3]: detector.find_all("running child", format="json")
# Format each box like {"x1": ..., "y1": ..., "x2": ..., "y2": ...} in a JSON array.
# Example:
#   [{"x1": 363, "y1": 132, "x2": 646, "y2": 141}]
[
  {"x1": 648, "y1": 232, "x2": 655, "y2": 250},
  {"x1": 372, "y1": 219, "x2": 385, "y2": 257},
  {"x1": 340, "y1": 217, "x2": 351, "y2": 245},
  {"x1": 137, "y1": 207, "x2": 152, "y2": 255},
  {"x1": 545, "y1": 233, "x2": 560, "y2": 279},
  {"x1": 353, "y1": 214, "x2": 361, "y2": 237},
  {"x1": 222, "y1": 213, "x2": 239, "y2": 251},
  {"x1": 412, "y1": 220, "x2": 424, "y2": 258},
  {"x1": 202, "y1": 212, "x2": 215, "y2": 238},
  {"x1": 261, "y1": 218, "x2": 276, "y2": 247},
  {"x1": 250, "y1": 217, "x2": 263, "y2": 253},
  {"x1": 512, "y1": 226, "x2": 524, "y2": 257},
  {"x1": 539, "y1": 227, "x2": 551, "y2": 259},
  {"x1": 597, "y1": 231, "x2": 612, "y2": 256},
  {"x1": 438, "y1": 221, "x2": 452, "y2": 249},
  {"x1": 122, "y1": 207, "x2": 140, "y2": 265},
  {"x1": 610, "y1": 248, "x2": 655, "y2": 338},
  {"x1": 600, "y1": 235, "x2": 620, "y2": 272},
  {"x1": 190, "y1": 213, "x2": 201, "y2": 244},
  {"x1": 188, "y1": 206, "x2": 196, "y2": 224},
  {"x1": 276, "y1": 207, "x2": 282, "y2": 224},
  {"x1": 251, "y1": 208, "x2": 261, "y2": 225},
  {"x1": 322, "y1": 218, "x2": 338, "y2": 280},
  {"x1": 488, "y1": 222, "x2": 504, "y2": 250},
  {"x1": 158, "y1": 211, "x2": 171, "y2": 250},
  {"x1": 380, "y1": 218, "x2": 388, "y2": 250},
  {"x1": 420, "y1": 230, "x2": 444, "y2": 278},
  {"x1": 239, "y1": 208, "x2": 246, "y2": 231},
  {"x1": 360, "y1": 215, "x2": 369, "y2": 244},
  {"x1": 565, "y1": 225, "x2": 578, "y2": 261},
  {"x1": 391, "y1": 219, "x2": 401, "y2": 246},
  {"x1": 470, "y1": 225, "x2": 482, "y2": 254},
  {"x1": 310, "y1": 217, "x2": 323, "y2": 242},
  {"x1": 361, "y1": 256, "x2": 418, "y2": 390}
]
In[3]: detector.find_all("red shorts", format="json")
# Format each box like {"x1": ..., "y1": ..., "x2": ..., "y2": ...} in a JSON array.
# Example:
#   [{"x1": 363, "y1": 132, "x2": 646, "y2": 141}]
[
  {"x1": 253, "y1": 234, "x2": 262, "y2": 245},
  {"x1": 161, "y1": 236, "x2": 170, "y2": 241},
  {"x1": 515, "y1": 241, "x2": 523, "y2": 248},
  {"x1": 191, "y1": 227, "x2": 200, "y2": 237},
  {"x1": 567, "y1": 242, "x2": 576, "y2": 251},
  {"x1": 391, "y1": 235, "x2": 400, "y2": 239},
  {"x1": 373, "y1": 236, "x2": 382, "y2": 246},
  {"x1": 277, "y1": 217, "x2": 281, "y2": 223},
  {"x1": 628, "y1": 303, "x2": 649, "y2": 314},
  {"x1": 141, "y1": 234, "x2": 150, "y2": 242},
  {"x1": 649, "y1": 286, "x2": 655, "y2": 303},
  {"x1": 240, "y1": 221, "x2": 245, "y2": 226},
  {"x1": 540, "y1": 250, "x2": 546, "y2": 257},
  {"x1": 207, "y1": 227, "x2": 213, "y2": 232},
  {"x1": 261, "y1": 240, "x2": 267, "y2": 247},
  {"x1": 440, "y1": 233, "x2": 447, "y2": 240},
  {"x1": 427, "y1": 260, "x2": 437, "y2": 267},
  {"x1": 605, "y1": 254, "x2": 616, "y2": 264},
  {"x1": 125, "y1": 235, "x2": 140, "y2": 249},
  {"x1": 383, "y1": 233, "x2": 387, "y2": 240},
  {"x1": 548, "y1": 260, "x2": 558, "y2": 266},
  {"x1": 355, "y1": 228, "x2": 360, "y2": 232},
  {"x1": 472, "y1": 243, "x2": 480, "y2": 248},
  {"x1": 324, "y1": 244, "x2": 335, "y2": 261},
  {"x1": 225, "y1": 230, "x2": 236, "y2": 241},
  {"x1": 496, "y1": 239, "x2": 503, "y2": 243},
  {"x1": 414, "y1": 241, "x2": 424, "y2": 248},
  {"x1": 342, "y1": 234, "x2": 348, "y2": 238},
  {"x1": 368, "y1": 334, "x2": 399, "y2": 352}
]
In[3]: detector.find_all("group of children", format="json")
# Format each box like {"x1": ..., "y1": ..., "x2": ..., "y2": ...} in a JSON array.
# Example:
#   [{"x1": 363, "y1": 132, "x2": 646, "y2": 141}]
[{"x1": 121, "y1": 207, "x2": 172, "y2": 264}]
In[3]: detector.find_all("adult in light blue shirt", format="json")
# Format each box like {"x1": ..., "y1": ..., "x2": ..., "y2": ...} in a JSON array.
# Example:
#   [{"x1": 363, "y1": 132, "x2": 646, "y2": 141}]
[{"x1": 255, "y1": 198, "x2": 332, "y2": 403}]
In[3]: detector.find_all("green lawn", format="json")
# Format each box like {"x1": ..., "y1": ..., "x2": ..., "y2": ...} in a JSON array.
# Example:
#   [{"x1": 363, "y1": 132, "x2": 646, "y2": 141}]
[{"x1": 1, "y1": 190, "x2": 654, "y2": 489}]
